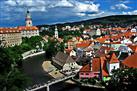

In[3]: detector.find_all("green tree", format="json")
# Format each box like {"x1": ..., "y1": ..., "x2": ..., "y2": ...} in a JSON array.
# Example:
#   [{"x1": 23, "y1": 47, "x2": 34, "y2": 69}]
[
  {"x1": 43, "y1": 39, "x2": 57, "y2": 59},
  {"x1": 106, "y1": 68, "x2": 137, "y2": 91},
  {"x1": 0, "y1": 47, "x2": 30, "y2": 91}
]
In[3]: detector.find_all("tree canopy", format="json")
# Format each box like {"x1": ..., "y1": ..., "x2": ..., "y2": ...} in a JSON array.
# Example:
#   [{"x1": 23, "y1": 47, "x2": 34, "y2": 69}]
[
  {"x1": 0, "y1": 47, "x2": 30, "y2": 91},
  {"x1": 106, "y1": 68, "x2": 137, "y2": 91}
]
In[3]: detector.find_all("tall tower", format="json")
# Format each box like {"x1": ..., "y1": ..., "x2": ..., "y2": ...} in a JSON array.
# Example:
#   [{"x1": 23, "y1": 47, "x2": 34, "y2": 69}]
[
  {"x1": 55, "y1": 26, "x2": 59, "y2": 39},
  {"x1": 25, "y1": 9, "x2": 32, "y2": 26}
]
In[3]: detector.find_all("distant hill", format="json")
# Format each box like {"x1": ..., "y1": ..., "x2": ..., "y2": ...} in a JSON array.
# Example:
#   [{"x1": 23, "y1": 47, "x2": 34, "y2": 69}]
[{"x1": 37, "y1": 15, "x2": 137, "y2": 28}]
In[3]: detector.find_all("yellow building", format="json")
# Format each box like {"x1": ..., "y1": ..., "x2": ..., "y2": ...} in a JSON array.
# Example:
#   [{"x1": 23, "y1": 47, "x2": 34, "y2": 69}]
[{"x1": 0, "y1": 27, "x2": 22, "y2": 47}]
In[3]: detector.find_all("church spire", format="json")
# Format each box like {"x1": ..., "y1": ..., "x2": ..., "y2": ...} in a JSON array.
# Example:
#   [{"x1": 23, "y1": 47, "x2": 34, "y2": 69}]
[{"x1": 55, "y1": 26, "x2": 59, "y2": 39}]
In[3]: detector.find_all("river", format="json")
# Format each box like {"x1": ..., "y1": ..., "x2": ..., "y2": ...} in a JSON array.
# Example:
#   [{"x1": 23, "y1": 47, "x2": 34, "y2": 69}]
[{"x1": 23, "y1": 54, "x2": 105, "y2": 91}]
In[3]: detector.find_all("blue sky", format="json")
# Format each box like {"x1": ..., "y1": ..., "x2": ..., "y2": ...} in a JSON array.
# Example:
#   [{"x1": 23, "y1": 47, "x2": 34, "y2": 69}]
[{"x1": 0, "y1": 0, "x2": 137, "y2": 27}]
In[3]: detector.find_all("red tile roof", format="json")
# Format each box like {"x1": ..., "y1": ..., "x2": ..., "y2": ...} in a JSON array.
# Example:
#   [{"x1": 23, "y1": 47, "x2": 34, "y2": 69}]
[
  {"x1": 92, "y1": 57, "x2": 109, "y2": 77},
  {"x1": 0, "y1": 27, "x2": 20, "y2": 34},
  {"x1": 96, "y1": 46, "x2": 114, "y2": 57},
  {"x1": 18, "y1": 26, "x2": 38, "y2": 31},
  {"x1": 128, "y1": 45, "x2": 137, "y2": 53},
  {"x1": 92, "y1": 58, "x2": 100, "y2": 72},
  {"x1": 100, "y1": 57, "x2": 109, "y2": 76},
  {"x1": 76, "y1": 41, "x2": 90, "y2": 48},
  {"x1": 122, "y1": 53, "x2": 137, "y2": 68},
  {"x1": 109, "y1": 53, "x2": 119, "y2": 64},
  {"x1": 80, "y1": 64, "x2": 91, "y2": 72}
]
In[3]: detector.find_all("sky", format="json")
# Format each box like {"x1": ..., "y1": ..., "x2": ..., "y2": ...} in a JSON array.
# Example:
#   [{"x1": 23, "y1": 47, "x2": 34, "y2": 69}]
[{"x1": 0, "y1": 0, "x2": 137, "y2": 27}]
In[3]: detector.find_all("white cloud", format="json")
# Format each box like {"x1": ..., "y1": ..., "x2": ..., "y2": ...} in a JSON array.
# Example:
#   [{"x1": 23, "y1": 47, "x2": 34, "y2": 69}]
[
  {"x1": 76, "y1": 13, "x2": 86, "y2": 16},
  {"x1": 5, "y1": 0, "x2": 17, "y2": 6},
  {"x1": 74, "y1": 1, "x2": 100, "y2": 13},
  {"x1": 88, "y1": 11, "x2": 104, "y2": 17},
  {"x1": 3, "y1": 0, "x2": 47, "y2": 12},
  {"x1": 52, "y1": 0, "x2": 74, "y2": 7},
  {"x1": 119, "y1": 0, "x2": 130, "y2": 4},
  {"x1": 30, "y1": 6, "x2": 46, "y2": 12},
  {"x1": 123, "y1": 10, "x2": 137, "y2": 15},
  {"x1": 111, "y1": 3, "x2": 130, "y2": 10}
]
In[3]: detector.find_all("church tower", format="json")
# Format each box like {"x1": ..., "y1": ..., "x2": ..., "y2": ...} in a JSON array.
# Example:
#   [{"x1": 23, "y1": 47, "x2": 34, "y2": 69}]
[
  {"x1": 55, "y1": 26, "x2": 59, "y2": 39},
  {"x1": 25, "y1": 9, "x2": 32, "y2": 26}
]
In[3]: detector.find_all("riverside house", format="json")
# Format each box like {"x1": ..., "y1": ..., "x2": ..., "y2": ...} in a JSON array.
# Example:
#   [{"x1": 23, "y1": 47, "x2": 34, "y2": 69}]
[{"x1": 52, "y1": 52, "x2": 80, "y2": 74}]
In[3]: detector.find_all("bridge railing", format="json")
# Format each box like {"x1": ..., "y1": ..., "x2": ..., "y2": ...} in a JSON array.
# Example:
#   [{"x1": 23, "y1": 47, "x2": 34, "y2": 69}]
[{"x1": 24, "y1": 73, "x2": 76, "y2": 91}]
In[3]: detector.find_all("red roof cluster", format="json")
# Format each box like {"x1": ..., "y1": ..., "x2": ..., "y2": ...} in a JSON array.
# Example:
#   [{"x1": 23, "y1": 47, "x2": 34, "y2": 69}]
[
  {"x1": 96, "y1": 31, "x2": 137, "y2": 44},
  {"x1": 92, "y1": 53, "x2": 119, "y2": 76}
]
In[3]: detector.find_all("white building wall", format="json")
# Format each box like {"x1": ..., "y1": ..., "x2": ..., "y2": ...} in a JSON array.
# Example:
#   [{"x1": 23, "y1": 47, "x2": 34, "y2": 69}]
[
  {"x1": 21, "y1": 30, "x2": 39, "y2": 38},
  {"x1": 109, "y1": 63, "x2": 119, "y2": 75},
  {"x1": 63, "y1": 62, "x2": 80, "y2": 71}
]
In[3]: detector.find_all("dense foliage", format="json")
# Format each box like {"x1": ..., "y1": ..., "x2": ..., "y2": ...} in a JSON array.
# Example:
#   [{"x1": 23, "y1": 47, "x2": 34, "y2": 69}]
[
  {"x1": 40, "y1": 29, "x2": 83, "y2": 38},
  {"x1": 43, "y1": 39, "x2": 64, "y2": 59},
  {"x1": 0, "y1": 36, "x2": 44, "y2": 91},
  {"x1": 106, "y1": 68, "x2": 137, "y2": 91},
  {"x1": 0, "y1": 47, "x2": 30, "y2": 91}
]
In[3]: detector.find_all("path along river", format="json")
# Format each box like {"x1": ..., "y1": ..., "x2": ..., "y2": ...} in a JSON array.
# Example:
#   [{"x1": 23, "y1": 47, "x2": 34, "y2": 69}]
[{"x1": 23, "y1": 53, "x2": 105, "y2": 91}]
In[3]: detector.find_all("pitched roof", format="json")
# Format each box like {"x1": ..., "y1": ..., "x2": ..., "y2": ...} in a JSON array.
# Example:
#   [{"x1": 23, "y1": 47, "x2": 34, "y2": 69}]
[
  {"x1": 53, "y1": 52, "x2": 75, "y2": 67},
  {"x1": 92, "y1": 57, "x2": 109, "y2": 77},
  {"x1": 95, "y1": 46, "x2": 114, "y2": 57},
  {"x1": 109, "y1": 53, "x2": 119, "y2": 64},
  {"x1": 122, "y1": 53, "x2": 137, "y2": 68},
  {"x1": 0, "y1": 27, "x2": 20, "y2": 34},
  {"x1": 100, "y1": 57, "x2": 109, "y2": 76},
  {"x1": 128, "y1": 45, "x2": 137, "y2": 53},
  {"x1": 18, "y1": 26, "x2": 38, "y2": 31},
  {"x1": 92, "y1": 58, "x2": 100, "y2": 72},
  {"x1": 76, "y1": 41, "x2": 90, "y2": 48},
  {"x1": 80, "y1": 64, "x2": 91, "y2": 72}
]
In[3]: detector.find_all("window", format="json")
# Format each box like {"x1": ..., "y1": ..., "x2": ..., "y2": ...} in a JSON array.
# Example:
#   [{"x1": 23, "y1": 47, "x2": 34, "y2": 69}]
[
  {"x1": 86, "y1": 73, "x2": 89, "y2": 75},
  {"x1": 81, "y1": 73, "x2": 84, "y2": 75},
  {"x1": 113, "y1": 66, "x2": 116, "y2": 69}
]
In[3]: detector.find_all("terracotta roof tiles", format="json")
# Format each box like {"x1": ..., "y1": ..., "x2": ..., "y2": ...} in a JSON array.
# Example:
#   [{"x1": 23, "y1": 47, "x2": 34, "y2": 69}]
[
  {"x1": 80, "y1": 64, "x2": 91, "y2": 72},
  {"x1": 109, "y1": 53, "x2": 119, "y2": 64},
  {"x1": 122, "y1": 53, "x2": 137, "y2": 68}
]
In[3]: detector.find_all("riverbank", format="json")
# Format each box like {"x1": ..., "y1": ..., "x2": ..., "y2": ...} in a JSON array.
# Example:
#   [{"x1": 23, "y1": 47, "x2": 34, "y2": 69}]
[
  {"x1": 42, "y1": 61, "x2": 64, "y2": 78},
  {"x1": 23, "y1": 51, "x2": 45, "y2": 59},
  {"x1": 42, "y1": 61, "x2": 77, "y2": 85}
]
